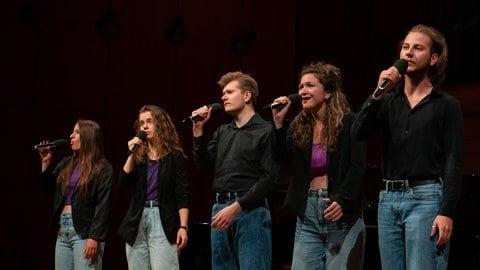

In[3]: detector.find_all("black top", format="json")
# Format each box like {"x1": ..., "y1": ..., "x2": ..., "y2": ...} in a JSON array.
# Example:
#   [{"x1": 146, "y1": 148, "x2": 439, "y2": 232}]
[
  {"x1": 352, "y1": 85, "x2": 464, "y2": 218},
  {"x1": 276, "y1": 113, "x2": 366, "y2": 219},
  {"x1": 193, "y1": 113, "x2": 279, "y2": 210}
]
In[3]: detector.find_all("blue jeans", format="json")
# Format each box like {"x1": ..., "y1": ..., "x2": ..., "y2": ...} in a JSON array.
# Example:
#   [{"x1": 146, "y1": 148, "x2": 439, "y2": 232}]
[
  {"x1": 211, "y1": 197, "x2": 272, "y2": 270},
  {"x1": 291, "y1": 189, "x2": 365, "y2": 270},
  {"x1": 55, "y1": 213, "x2": 105, "y2": 270},
  {"x1": 126, "y1": 206, "x2": 179, "y2": 270},
  {"x1": 377, "y1": 181, "x2": 449, "y2": 270}
]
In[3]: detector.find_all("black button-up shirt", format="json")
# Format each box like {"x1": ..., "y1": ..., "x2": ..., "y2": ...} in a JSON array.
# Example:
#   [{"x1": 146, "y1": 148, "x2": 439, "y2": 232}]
[
  {"x1": 352, "y1": 86, "x2": 464, "y2": 218},
  {"x1": 193, "y1": 113, "x2": 279, "y2": 210}
]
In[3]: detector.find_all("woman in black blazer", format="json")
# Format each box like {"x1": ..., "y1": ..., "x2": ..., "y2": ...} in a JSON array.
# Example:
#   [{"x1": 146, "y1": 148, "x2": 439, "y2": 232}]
[
  {"x1": 38, "y1": 119, "x2": 114, "y2": 270},
  {"x1": 118, "y1": 105, "x2": 189, "y2": 270},
  {"x1": 271, "y1": 61, "x2": 366, "y2": 270}
]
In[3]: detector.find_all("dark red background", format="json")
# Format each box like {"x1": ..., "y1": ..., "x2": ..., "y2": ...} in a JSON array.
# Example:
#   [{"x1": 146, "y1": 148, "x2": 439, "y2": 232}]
[{"x1": 2, "y1": 0, "x2": 479, "y2": 269}]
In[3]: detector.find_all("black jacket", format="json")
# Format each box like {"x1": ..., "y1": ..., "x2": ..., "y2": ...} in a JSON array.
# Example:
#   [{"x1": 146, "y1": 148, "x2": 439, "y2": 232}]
[
  {"x1": 117, "y1": 150, "x2": 189, "y2": 245},
  {"x1": 41, "y1": 156, "x2": 114, "y2": 241},
  {"x1": 276, "y1": 113, "x2": 366, "y2": 219}
]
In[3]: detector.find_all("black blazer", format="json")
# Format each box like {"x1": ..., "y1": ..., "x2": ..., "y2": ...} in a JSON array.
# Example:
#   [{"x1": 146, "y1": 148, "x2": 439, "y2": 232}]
[
  {"x1": 276, "y1": 113, "x2": 366, "y2": 219},
  {"x1": 41, "y1": 156, "x2": 114, "y2": 241},
  {"x1": 117, "y1": 150, "x2": 189, "y2": 245}
]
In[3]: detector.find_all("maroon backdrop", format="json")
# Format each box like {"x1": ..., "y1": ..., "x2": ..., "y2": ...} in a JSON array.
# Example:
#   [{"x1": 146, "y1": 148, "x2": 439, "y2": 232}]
[{"x1": 2, "y1": 0, "x2": 478, "y2": 269}]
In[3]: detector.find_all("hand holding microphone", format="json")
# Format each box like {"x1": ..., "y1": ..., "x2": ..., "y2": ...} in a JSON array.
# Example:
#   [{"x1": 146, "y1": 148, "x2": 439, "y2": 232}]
[
  {"x1": 37, "y1": 140, "x2": 54, "y2": 163},
  {"x1": 266, "y1": 94, "x2": 302, "y2": 129},
  {"x1": 183, "y1": 103, "x2": 223, "y2": 124},
  {"x1": 35, "y1": 139, "x2": 69, "y2": 170},
  {"x1": 34, "y1": 139, "x2": 69, "y2": 150},
  {"x1": 128, "y1": 130, "x2": 147, "y2": 155},
  {"x1": 35, "y1": 139, "x2": 69, "y2": 158},
  {"x1": 263, "y1": 93, "x2": 301, "y2": 110},
  {"x1": 373, "y1": 59, "x2": 408, "y2": 99}
]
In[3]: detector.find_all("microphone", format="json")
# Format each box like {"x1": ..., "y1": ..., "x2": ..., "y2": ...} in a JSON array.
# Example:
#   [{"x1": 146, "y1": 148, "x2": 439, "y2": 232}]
[
  {"x1": 373, "y1": 59, "x2": 408, "y2": 99},
  {"x1": 263, "y1": 93, "x2": 302, "y2": 110},
  {"x1": 34, "y1": 139, "x2": 69, "y2": 150},
  {"x1": 182, "y1": 103, "x2": 224, "y2": 123},
  {"x1": 129, "y1": 130, "x2": 147, "y2": 154}
]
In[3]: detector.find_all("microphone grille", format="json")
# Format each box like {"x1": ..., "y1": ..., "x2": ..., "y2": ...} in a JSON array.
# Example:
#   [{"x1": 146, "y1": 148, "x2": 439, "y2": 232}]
[
  {"x1": 393, "y1": 59, "x2": 408, "y2": 74},
  {"x1": 208, "y1": 103, "x2": 224, "y2": 113},
  {"x1": 136, "y1": 130, "x2": 147, "y2": 141},
  {"x1": 288, "y1": 93, "x2": 302, "y2": 105}
]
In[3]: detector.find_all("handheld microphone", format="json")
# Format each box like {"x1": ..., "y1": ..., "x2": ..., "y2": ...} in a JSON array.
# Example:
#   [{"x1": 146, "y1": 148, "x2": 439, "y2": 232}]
[
  {"x1": 263, "y1": 93, "x2": 302, "y2": 110},
  {"x1": 34, "y1": 139, "x2": 69, "y2": 150},
  {"x1": 183, "y1": 103, "x2": 223, "y2": 123},
  {"x1": 129, "y1": 130, "x2": 147, "y2": 154},
  {"x1": 373, "y1": 59, "x2": 408, "y2": 99}
]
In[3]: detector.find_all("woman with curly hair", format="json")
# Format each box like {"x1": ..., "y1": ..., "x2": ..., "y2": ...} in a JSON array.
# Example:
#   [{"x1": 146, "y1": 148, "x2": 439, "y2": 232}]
[
  {"x1": 117, "y1": 105, "x2": 189, "y2": 270},
  {"x1": 271, "y1": 61, "x2": 366, "y2": 269}
]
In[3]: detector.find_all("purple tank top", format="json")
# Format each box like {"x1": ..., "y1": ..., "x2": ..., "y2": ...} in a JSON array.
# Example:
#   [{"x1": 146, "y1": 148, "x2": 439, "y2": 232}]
[
  {"x1": 310, "y1": 144, "x2": 327, "y2": 177},
  {"x1": 65, "y1": 166, "x2": 80, "y2": 205}
]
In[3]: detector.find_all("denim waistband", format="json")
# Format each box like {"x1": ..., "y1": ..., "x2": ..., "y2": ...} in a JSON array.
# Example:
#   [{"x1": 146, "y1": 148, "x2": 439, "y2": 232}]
[{"x1": 308, "y1": 188, "x2": 328, "y2": 197}]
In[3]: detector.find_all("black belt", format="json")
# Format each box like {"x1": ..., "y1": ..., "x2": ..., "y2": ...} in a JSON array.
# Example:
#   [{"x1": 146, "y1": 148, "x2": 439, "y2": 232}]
[
  {"x1": 215, "y1": 192, "x2": 244, "y2": 204},
  {"x1": 144, "y1": 200, "x2": 159, "y2": 207},
  {"x1": 381, "y1": 179, "x2": 441, "y2": 191}
]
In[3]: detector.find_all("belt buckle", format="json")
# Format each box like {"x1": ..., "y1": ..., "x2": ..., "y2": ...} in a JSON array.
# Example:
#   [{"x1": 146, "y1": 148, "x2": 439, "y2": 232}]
[
  {"x1": 145, "y1": 200, "x2": 157, "y2": 207},
  {"x1": 389, "y1": 180, "x2": 406, "y2": 191},
  {"x1": 217, "y1": 192, "x2": 235, "y2": 203}
]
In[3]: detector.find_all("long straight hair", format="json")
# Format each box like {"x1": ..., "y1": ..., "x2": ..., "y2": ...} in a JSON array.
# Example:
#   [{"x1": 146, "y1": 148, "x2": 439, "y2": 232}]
[{"x1": 57, "y1": 119, "x2": 107, "y2": 195}]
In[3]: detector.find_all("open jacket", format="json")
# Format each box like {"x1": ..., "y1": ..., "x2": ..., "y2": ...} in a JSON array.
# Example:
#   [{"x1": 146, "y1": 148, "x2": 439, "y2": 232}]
[
  {"x1": 276, "y1": 113, "x2": 366, "y2": 220},
  {"x1": 117, "y1": 150, "x2": 189, "y2": 245},
  {"x1": 40, "y1": 156, "x2": 114, "y2": 241}
]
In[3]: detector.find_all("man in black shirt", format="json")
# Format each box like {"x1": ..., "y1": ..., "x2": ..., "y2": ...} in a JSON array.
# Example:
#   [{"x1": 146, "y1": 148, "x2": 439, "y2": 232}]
[
  {"x1": 351, "y1": 24, "x2": 464, "y2": 270},
  {"x1": 191, "y1": 71, "x2": 279, "y2": 270}
]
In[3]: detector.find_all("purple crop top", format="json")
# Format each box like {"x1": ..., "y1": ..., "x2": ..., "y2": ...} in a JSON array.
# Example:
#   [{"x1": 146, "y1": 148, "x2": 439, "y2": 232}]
[{"x1": 310, "y1": 144, "x2": 327, "y2": 177}]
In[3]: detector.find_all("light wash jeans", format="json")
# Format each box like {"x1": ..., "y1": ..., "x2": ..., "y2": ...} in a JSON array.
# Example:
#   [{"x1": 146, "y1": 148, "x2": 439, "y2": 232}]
[
  {"x1": 377, "y1": 181, "x2": 449, "y2": 270},
  {"x1": 211, "y1": 197, "x2": 272, "y2": 270},
  {"x1": 126, "y1": 206, "x2": 178, "y2": 270},
  {"x1": 291, "y1": 189, "x2": 365, "y2": 270},
  {"x1": 55, "y1": 213, "x2": 105, "y2": 270}
]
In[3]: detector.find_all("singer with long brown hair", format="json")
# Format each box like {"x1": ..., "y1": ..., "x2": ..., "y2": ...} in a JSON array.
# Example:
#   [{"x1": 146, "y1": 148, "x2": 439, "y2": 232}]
[{"x1": 37, "y1": 119, "x2": 114, "y2": 270}]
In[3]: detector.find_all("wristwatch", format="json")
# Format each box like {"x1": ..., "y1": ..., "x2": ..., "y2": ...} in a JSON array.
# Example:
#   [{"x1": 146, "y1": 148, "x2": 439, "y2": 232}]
[{"x1": 179, "y1": 225, "x2": 189, "y2": 231}]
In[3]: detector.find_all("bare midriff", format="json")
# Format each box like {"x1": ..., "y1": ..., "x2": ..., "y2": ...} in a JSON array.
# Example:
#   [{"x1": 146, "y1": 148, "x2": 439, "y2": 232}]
[
  {"x1": 62, "y1": 205, "x2": 72, "y2": 214},
  {"x1": 310, "y1": 175, "x2": 328, "y2": 190}
]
